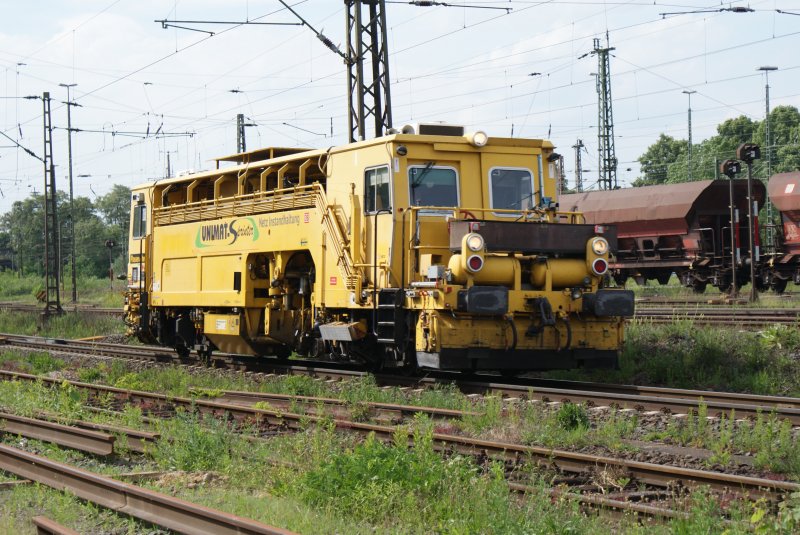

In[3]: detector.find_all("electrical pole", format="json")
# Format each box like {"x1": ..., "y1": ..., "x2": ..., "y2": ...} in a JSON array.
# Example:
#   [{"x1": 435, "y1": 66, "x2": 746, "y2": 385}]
[
  {"x1": 573, "y1": 139, "x2": 585, "y2": 192},
  {"x1": 42, "y1": 92, "x2": 63, "y2": 316},
  {"x1": 591, "y1": 35, "x2": 617, "y2": 190},
  {"x1": 682, "y1": 89, "x2": 696, "y2": 181},
  {"x1": 237, "y1": 113, "x2": 246, "y2": 153},
  {"x1": 758, "y1": 66, "x2": 778, "y2": 253},
  {"x1": 345, "y1": 0, "x2": 393, "y2": 142},
  {"x1": 60, "y1": 82, "x2": 78, "y2": 303}
]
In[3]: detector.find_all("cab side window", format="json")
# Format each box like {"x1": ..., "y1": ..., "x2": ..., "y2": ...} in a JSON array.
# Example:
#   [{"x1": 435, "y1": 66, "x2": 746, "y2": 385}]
[
  {"x1": 132, "y1": 204, "x2": 148, "y2": 238},
  {"x1": 365, "y1": 166, "x2": 391, "y2": 213}
]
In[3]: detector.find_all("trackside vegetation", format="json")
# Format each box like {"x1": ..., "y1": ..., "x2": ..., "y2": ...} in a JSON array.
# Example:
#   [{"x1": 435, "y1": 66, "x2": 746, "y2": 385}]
[{"x1": 1, "y1": 347, "x2": 800, "y2": 532}]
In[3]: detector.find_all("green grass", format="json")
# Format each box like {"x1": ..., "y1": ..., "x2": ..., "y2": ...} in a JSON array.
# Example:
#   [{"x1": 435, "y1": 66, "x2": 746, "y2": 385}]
[
  {"x1": 0, "y1": 310, "x2": 125, "y2": 339},
  {"x1": 0, "y1": 353, "x2": 794, "y2": 533},
  {"x1": 645, "y1": 406, "x2": 800, "y2": 477},
  {"x1": 626, "y1": 275, "x2": 800, "y2": 308},
  {"x1": 0, "y1": 272, "x2": 124, "y2": 307},
  {"x1": 544, "y1": 320, "x2": 800, "y2": 396}
]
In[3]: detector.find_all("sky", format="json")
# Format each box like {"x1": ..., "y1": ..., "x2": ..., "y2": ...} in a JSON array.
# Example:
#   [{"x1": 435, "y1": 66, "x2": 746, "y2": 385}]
[{"x1": 0, "y1": 0, "x2": 799, "y2": 214}]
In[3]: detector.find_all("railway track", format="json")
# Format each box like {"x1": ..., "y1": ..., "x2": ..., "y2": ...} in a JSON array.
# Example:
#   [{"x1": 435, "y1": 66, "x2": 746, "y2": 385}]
[
  {"x1": 0, "y1": 389, "x2": 719, "y2": 524},
  {"x1": 1, "y1": 367, "x2": 796, "y2": 504},
  {"x1": 0, "y1": 303, "x2": 121, "y2": 315},
  {"x1": 0, "y1": 443, "x2": 294, "y2": 535},
  {"x1": 4, "y1": 300, "x2": 800, "y2": 329},
  {"x1": 5, "y1": 300, "x2": 800, "y2": 329},
  {"x1": 633, "y1": 306, "x2": 800, "y2": 326},
  {"x1": 3, "y1": 337, "x2": 799, "y2": 524},
  {"x1": 3, "y1": 333, "x2": 800, "y2": 425}
]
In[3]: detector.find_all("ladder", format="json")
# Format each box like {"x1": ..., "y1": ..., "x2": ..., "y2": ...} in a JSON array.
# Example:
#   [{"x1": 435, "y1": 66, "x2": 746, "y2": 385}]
[{"x1": 374, "y1": 288, "x2": 404, "y2": 345}]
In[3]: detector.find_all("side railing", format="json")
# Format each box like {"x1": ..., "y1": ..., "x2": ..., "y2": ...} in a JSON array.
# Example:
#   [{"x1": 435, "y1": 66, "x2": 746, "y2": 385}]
[
  {"x1": 313, "y1": 187, "x2": 362, "y2": 291},
  {"x1": 153, "y1": 184, "x2": 319, "y2": 226}
]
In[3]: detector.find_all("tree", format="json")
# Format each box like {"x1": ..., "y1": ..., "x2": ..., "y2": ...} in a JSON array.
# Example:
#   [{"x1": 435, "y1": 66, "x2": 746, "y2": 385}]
[
  {"x1": 96, "y1": 185, "x2": 131, "y2": 234},
  {"x1": 634, "y1": 134, "x2": 686, "y2": 186},
  {"x1": 756, "y1": 106, "x2": 800, "y2": 174},
  {"x1": 634, "y1": 106, "x2": 800, "y2": 185}
]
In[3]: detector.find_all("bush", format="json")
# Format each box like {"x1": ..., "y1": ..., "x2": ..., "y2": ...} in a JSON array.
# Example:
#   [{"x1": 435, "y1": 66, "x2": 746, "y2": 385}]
[
  {"x1": 288, "y1": 423, "x2": 594, "y2": 533},
  {"x1": 151, "y1": 411, "x2": 236, "y2": 472},
  {"x1": 556, "y1": 403, "x2": 589, "y2": 431}
]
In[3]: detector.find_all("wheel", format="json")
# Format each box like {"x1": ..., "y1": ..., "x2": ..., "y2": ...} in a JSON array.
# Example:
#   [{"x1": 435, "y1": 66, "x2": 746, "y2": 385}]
[
  {"x1": 274, "y1": 346, "x2": 292, "y2": 361},
  {"x1": 755, "y1": 274, "x2": 771, "y2": 292},
  {"x1": 771, "y1": 278, "x2": 788, "y2": 294},
  {"x1": 174, "y1": 343, "x2": 190, "y2": 359},
  {"x1": 691, "y1": 280, "x2": 708, "y2": 294}
]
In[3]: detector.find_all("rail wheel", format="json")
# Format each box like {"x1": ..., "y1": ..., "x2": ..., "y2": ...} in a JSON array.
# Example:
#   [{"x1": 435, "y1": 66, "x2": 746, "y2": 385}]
[
  {"x1": 274, "y1": 346, "x2": 292, "y2": 361},
  {"x1": 771, "y1": 278, "x2": 788, "y2": 294},
  {"x1": 174, "y1": 343, "x2": 191, "y2": 359},
  {"x1": 691, "y1": 280, "x2": 708, "y2": 294}
]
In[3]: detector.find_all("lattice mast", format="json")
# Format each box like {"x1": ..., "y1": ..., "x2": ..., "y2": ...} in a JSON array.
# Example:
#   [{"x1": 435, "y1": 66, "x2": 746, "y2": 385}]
[
  {"x1": 237, "y1": 113, "x2": 247, "y2": 153},
  {"x1": 345, "y1": 0, "x2": 393, "y2": 142},
  {"x1": 592, "y1": 36, "x2": 617, "y2": 190},
  {"x1": 42, "y1": 92, "x2": 63, "y2": 315},
  {"x1": 573, "y1": 139, "x2": 585, "y2": 193}
]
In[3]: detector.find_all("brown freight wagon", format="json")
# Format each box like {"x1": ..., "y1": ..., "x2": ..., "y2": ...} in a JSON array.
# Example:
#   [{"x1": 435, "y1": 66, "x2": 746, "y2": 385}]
[
  {"x1": 561, "y1": 179, "x2": 765, "y2": 293},
  {"x1": 764, "y1": 172, "x2": 800, "y2": 292}
]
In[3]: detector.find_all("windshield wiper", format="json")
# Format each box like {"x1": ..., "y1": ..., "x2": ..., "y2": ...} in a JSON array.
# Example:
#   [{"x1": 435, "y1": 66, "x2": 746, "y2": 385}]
[{"x1": 411, "y1": 161, "x2": 435, "y2": 188}]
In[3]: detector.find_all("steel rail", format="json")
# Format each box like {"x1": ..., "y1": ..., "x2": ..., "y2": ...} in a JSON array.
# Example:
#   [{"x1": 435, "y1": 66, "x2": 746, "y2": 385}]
[
  {"x1": 212, "y1": 389, "x2": 477, "y2": 421},
  {"x1": 494, "y1": 376, "x2": 800, "y2": 408},
  {"x1": 0, "y1": 444, "x2": 296, "y2": 535},
  {"x1": 416, "y1": 375, "x2": 800, "y2": 424},
  {"x1": 28, "y1": 411, "x2": 160, "y2": 453},
  {"x1": 32, "y1": 516, "x2": 80, "y2": 535},
  {"x1": 0, "y1": 303, "x2": 121, "y2": 316},
  {"x1": 5, "y1": 334, "x2": 800, "y2": 424},
  {"x1": 1, "y1": 369, "x2": 796, "y2": 500},
  {"x1": 0, "y1": 411, "x2": 115, "y2": 455}
]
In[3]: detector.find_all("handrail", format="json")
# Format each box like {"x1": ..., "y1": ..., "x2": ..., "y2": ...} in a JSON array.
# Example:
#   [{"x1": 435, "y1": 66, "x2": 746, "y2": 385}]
[
  {"x1": 153, "y1": 184, "x2": 319, "y2": 226},
  {"x1": 405, "y1": 205, "x2": 585, "y2": 224},
  {"x1": 313, "y1": 187, "x2": 363, "y2": 291}
]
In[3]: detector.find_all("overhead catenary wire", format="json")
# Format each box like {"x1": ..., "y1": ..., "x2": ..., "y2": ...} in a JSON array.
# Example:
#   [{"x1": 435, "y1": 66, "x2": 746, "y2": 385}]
[{"x1": 0, "y1": 2, "x2": 796, "y2": 210}]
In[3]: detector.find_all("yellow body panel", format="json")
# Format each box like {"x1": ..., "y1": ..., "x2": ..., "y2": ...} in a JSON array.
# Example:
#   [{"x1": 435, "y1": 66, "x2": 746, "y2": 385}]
[{"x1": 124, "y1": 130, "x2": 630, "y2": 370}]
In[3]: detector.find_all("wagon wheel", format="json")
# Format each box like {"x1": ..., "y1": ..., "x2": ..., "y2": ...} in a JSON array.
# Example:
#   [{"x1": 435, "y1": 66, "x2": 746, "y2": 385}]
[
  {"x1": 274, "y1": 346, "x2": 292, "y2": 361},
  {"x1": 771, "y1": 278, "x2": 788, "y2": 294},
  {"x1": 690, "y1": 279, "x2": 708, "y2": 294}
]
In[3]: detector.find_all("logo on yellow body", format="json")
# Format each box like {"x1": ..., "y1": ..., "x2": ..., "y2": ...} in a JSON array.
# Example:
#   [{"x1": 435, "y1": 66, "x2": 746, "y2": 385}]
[{"x1": 195, "y1": 217, "x2": 259, "y2": 248}]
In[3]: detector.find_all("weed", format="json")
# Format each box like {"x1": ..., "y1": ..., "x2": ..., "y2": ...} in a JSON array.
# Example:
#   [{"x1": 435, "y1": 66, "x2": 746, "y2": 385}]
[
  {"x1": 76, "y1": 365, "x2": 104, "y2": 383},
  {"x1": 556, "y1": 402, "x2": 589, "y2": 431},
  {"x1": 151, "y1": 411, "x2": 237, "y2": 472},
  {"x1": 190, "y1": 386, "x2": 224, "y2": 398},
  {"x1": 462, "y1": 394, "x2": 503, "y2": 434},
  {"x1": 28, "y1": 352, "x2": 64, "y2": 374}
]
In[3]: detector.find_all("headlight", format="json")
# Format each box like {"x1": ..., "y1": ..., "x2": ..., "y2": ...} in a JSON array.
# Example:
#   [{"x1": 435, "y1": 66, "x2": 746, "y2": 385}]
[
  {"x1": 467, "y1": 131, "x2": 488, "y2": 147},
  {"x1": 591, "y1": 237, "x2": 609, "y2": 255},
  {"x1": 466, "y1": 233, "x2": 485, "y2": 252}
]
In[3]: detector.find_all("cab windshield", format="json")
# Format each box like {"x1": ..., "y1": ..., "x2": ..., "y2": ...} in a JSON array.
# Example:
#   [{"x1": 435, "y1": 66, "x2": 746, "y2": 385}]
[{"x1": 409, "y1": 165, "x2": 458, "y2": 209}]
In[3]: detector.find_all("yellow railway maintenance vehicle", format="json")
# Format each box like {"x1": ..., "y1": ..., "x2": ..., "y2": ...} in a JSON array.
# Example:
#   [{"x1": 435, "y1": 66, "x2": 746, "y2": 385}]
[{"x1": 124, "y1": 124, "x2": 634, "y2": 371}]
